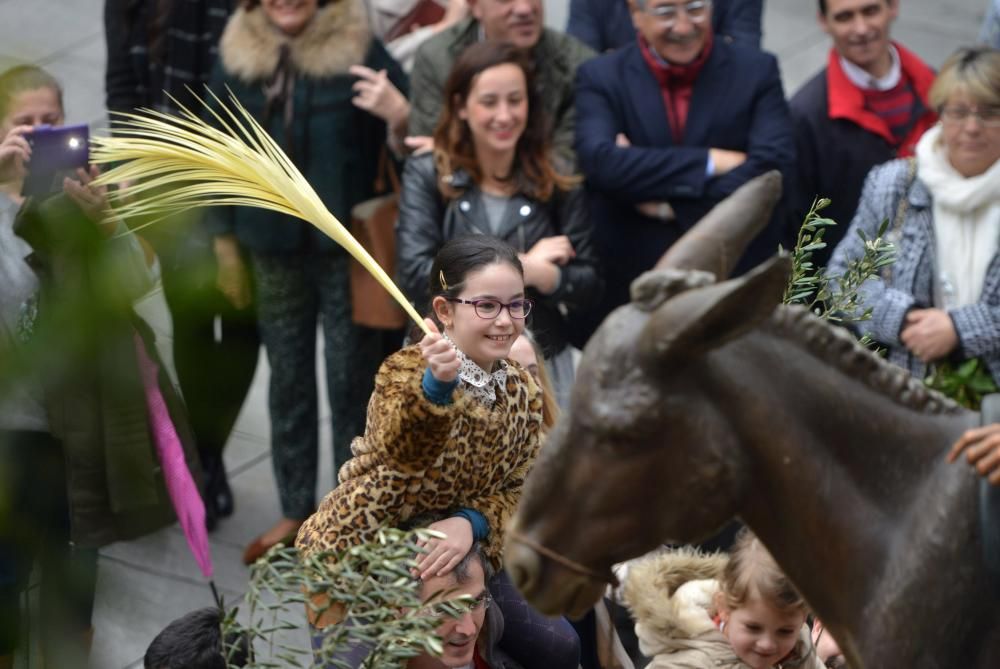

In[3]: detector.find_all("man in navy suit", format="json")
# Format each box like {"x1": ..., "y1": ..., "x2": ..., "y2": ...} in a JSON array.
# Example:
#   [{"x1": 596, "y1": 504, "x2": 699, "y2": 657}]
[
  {"x1": 575, "y1": 0, "x2": 794, "y2": 316},
  {"x1": 568, "y1": 0, "x2": 763, "y2": 53}
]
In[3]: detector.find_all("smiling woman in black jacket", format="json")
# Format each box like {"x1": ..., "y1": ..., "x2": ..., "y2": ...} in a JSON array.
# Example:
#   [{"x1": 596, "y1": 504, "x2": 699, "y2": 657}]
[{"x1": 397, "y1": 41, "x2": 602, "y2": 407}]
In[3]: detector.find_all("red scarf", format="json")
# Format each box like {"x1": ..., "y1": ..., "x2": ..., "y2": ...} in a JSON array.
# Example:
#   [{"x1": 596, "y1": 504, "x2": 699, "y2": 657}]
[{"x1": 638, "y1": 31, "x2": 714, "y2": 142}]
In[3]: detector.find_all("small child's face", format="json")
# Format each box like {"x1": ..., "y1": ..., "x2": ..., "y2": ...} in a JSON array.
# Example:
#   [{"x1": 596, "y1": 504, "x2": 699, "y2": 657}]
[
  {"x1": 721, "y1": 597, "x2": 806, "y2": 669},
  {"x1": 434, "y1": 262, "x2": 526, "y2": 372}
]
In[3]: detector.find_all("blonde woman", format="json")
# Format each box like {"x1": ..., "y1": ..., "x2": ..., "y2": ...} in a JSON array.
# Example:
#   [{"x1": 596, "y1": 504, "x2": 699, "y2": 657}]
[{"x1": 829, "y1": 46, "x2": 1000, "y2": 388}]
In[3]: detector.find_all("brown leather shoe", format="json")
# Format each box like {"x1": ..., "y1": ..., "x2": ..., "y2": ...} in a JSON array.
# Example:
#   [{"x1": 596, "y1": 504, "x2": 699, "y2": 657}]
[{"x1": 242, "y1": 518, "x2": 303, "y2": 565}]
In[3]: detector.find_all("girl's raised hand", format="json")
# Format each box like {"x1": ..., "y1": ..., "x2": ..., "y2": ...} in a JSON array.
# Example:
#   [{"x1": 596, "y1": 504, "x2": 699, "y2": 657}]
[
  {"x1": 415, "y1": 516, "x2": 474, "y2": 579},
  {"x1": 419, "y1": 317, "x2": 460, "y2": 383}
]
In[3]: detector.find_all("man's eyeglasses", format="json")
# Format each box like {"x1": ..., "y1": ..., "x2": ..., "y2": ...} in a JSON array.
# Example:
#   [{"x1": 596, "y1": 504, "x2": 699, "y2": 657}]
[
  {"x1": 469, "y1": 590, "x2": 493, "y2": 611},
  {"x1": 445, "y1": 297, "x2": 534, "y2": 320},
  {"x1": 940, "y1": 105, "x2": 1000, "y2": 128},
  {"x1": 642, "y1": 0, "x2": 711, "y2": 26},
  {"x1": 421, "y1": 589, "x2": 493, "y2": 616}
]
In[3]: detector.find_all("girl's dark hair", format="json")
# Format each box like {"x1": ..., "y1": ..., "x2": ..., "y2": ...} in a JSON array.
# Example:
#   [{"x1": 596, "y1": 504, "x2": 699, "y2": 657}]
[
  {"x1": 426, "y1": 236, "x2": 524, "y2": 326},
  {"x1": 0, "y1": 65, "x2": 63, "y2": 121},
  {"x1": 432, "y1": 41, "x2": 577, "y2": 203}
]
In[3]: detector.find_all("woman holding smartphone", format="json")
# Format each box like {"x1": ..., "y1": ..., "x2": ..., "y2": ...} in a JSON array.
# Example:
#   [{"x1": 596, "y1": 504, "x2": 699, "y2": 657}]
[{"x1": 0, "y1": 65, "x2": 195, "y2": 668}]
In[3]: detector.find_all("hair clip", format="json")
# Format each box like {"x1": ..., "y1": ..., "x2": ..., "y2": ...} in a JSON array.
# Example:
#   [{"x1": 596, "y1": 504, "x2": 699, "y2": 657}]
[{"x1": 439, "y1": 270, "x2": 449, "y2": 291}]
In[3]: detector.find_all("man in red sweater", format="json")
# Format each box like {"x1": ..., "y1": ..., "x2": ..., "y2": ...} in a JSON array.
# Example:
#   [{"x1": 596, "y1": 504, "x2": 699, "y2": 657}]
[{"x1": 786, "y1": 0, "x2": 937, "y2": 267}]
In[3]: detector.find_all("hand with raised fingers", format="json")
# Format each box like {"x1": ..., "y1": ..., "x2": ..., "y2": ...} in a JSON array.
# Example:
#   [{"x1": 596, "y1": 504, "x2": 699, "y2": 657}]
[
  {"x1": 948, "y1": 424, "x2": 1000, "y2": 485},
  {"x1": 415, "y1": 516, "x2": 474, "y2": 579},
  {"x1": 349, "y1": 65, "x2": 410, "y2": 130},
  {"x1": 419, "y1": 317, "x2": 460, "y2": 382}
]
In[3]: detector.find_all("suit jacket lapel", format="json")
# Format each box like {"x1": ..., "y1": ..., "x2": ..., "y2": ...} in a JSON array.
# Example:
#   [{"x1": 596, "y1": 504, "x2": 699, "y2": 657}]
[
  {"x1": 624, "y1": 46, "x2": 673, "y2": 147},
  {"x1": 681, "y1": 42, "x2": 729, "y2": 146}
]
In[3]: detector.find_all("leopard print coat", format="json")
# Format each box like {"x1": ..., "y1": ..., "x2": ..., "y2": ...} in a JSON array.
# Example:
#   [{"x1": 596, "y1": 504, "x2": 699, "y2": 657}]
[{"x1": 295, "y1": 345, "x2": 544, "y2": 568}]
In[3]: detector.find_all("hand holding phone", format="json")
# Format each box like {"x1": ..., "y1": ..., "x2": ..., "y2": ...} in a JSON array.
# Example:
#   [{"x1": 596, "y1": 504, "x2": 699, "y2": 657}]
[
  {"x1": 22, "y1": 123, "x2": 90, "y2": 197},
  {"x1": 0, "y1": 125, "x2": 33, "y2": 185},
  {"x1": 63, "y1": 165, "x2": 113, "y2": 232}
]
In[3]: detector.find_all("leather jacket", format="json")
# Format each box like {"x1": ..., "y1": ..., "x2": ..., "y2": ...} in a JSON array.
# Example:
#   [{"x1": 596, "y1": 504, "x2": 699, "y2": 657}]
[{"x1": 397, "y1": 153, "x2": 603, "y2": 357}]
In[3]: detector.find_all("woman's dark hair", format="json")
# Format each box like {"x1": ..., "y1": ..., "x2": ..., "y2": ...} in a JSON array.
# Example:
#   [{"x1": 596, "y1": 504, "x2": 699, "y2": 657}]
[
  {"x1": 432, "y1": 41, "x2": 577, "y2": 203},
  {"x1": 425, "y1": 236, "x2": 524, "y2": 327},
  {"x1": 0, "y1": 65, "x2": 63, "y2": 121}
]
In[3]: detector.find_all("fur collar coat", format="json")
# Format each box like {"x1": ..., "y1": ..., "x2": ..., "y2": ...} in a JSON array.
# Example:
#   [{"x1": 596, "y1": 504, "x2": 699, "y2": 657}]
[
  {"x1": 204, "y1": 0, "x2": 407, "y2": 253},
  {"x1": 295, "y1": 346, "x2": 544, "y2": 568},
  {"x1": 219, "y1": 0, "x2": 371, "y2": 81},
  {"x1": 623, "y1": 550, "x2": 825, "y2": 669}
]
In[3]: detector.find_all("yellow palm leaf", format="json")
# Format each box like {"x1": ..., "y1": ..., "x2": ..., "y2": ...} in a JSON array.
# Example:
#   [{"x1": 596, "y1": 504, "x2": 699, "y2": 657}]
[{"x1": 91, "y1": 88, "x2": 430, "y2": 335}]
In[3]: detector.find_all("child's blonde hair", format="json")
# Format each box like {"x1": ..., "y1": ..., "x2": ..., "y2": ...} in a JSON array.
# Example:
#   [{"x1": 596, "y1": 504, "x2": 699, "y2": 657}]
[
  {"x1": 719, "y1": 529, "x2": 807, "y2": 615},
  {"x1": 519, "y1": 329, "x2": 559, "y2": 431}
]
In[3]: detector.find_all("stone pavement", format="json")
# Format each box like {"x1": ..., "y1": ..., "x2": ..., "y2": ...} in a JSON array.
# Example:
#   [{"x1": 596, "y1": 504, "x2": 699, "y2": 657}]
[{"x1": 0, "y1": 0, "x2": 983, "y2": 667}]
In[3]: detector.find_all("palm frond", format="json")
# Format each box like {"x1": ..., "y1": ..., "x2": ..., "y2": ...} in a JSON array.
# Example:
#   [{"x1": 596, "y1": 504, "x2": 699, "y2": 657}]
[{"x1": 91, "y1": 88, "x2": 429, "y2": 335}]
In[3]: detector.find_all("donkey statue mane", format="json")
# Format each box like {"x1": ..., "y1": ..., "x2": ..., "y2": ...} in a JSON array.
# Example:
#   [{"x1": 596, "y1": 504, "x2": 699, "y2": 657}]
[
  {"x1": 766, "y1": 306, "x2": 961, "y2": 416},
  {"x1": 506, "y1": 172, "x2": 999, "y2": 669}
]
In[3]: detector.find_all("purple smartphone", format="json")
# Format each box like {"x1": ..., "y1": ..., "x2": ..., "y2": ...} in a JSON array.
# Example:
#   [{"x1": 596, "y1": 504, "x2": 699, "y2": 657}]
[{"x1": 22, "y1": 124, "x2": 90, "y2": 197}]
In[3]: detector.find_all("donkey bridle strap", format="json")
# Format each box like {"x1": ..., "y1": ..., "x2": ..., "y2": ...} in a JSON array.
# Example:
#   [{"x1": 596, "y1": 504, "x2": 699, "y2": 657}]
[{"x1": 506, "y1": 529, "x2": 620, "y2": 588}]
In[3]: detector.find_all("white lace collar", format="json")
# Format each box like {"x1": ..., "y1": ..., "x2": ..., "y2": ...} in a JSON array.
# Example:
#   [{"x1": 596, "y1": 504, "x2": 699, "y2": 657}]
[{"x1": 446, "y1": 334, "x2": 508, "y2": 406}]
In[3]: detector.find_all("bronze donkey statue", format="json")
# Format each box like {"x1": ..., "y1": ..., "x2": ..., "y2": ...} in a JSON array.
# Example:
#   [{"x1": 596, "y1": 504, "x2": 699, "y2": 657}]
[{"x1": 505, "y1": 172, "x2": 1000, "y2": 669}]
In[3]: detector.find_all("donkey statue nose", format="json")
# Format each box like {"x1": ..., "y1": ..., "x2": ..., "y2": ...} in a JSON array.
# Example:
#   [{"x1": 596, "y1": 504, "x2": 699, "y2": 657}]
[{"x1": 505, "y1": 532, "x2": 542, "y2": 598}]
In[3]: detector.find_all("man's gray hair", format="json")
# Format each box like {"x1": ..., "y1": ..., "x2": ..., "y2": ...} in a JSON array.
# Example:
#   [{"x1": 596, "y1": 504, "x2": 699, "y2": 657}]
[{"x1": 452, "y1": 543, "x2": 493, "y2": 585}]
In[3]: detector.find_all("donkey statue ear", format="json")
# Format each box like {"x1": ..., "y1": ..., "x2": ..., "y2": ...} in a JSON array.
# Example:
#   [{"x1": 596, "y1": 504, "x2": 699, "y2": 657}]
[
  {"x1": 639, "y1": 254, "x2": 791, "y2": 366},
  {"x1": 654, "y1": 170, "x2": 783, "y2": 280}
]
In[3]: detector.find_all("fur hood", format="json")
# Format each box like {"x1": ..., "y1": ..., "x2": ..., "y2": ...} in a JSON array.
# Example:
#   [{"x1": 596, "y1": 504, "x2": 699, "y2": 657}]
[
  {"x1": 623, "y1": 548, "x2": 730, "y2": 654},
  {"x1": 219, "y1": 0, "x2": 371, "y2": 81},
  {"x1": 622, "y1": 549, "x2": 824, "y2": 669}
]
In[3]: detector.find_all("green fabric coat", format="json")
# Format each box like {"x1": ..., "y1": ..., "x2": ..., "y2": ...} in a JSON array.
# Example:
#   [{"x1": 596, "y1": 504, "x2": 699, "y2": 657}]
[{"x1": 203, "y1": 0, "x2": 407, "y2": 254}]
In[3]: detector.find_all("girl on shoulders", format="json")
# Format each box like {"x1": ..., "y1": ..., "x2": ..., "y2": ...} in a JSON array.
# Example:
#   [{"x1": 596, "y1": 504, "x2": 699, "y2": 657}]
[{"x1": 297, "y1": 235, "x2": 579, "y2": 668}]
